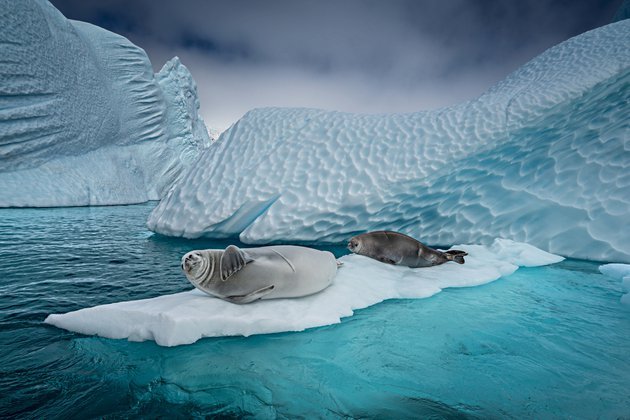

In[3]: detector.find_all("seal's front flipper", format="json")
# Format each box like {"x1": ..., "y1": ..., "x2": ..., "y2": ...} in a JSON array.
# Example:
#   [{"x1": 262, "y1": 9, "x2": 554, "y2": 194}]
[
  {"x1": 444, "y1": 249, "x2": 467, "y2": 264},
  {"x1": 220, "y1": 245, "x2": 254, "y2": 281},
  {"x1": 377, "y1": 256, "x2": 396, "y2": 265},
  {"x1": 224, "y1": 285, "x2": 275, "y2": 304}
]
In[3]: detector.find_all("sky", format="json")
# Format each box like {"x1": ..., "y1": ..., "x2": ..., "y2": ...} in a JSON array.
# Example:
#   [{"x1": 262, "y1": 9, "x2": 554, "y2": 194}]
[{"x1": 50, "y1": 0, "x2": 623, "y2": 132}]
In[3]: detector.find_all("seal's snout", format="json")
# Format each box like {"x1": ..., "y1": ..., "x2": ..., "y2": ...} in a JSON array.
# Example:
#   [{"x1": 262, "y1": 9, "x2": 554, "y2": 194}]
[
  {"x1": 181, "y1": 251, "x2": 202, "y2": 273},
  {"x1": 347, "y1": 238, "x2": 360, "y2": 253}
]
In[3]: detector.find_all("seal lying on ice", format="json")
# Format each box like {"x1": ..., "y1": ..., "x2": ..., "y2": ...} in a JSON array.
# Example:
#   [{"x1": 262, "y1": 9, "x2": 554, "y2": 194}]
[
  {"x1": 347, "y1": 231, "x2": 467, "y2": 267},
  {"x1": 181, "y1": 245, "x2": 337, "y2": 304}
]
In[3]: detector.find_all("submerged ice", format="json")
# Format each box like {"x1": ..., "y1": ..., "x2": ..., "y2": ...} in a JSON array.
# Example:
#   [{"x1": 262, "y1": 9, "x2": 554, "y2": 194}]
[
  {"x1": 599, "y1": 263, "x2": 630, "y2": 305},
  {"x1": 148, "y1": 20, "x2": 630, "y2": 263},
  {"x1": 0, "y1": 0, "x2": 211, "y2": 207},
  {"x1": 45, "y1": 239, "x2": 563, "y2": 346}
]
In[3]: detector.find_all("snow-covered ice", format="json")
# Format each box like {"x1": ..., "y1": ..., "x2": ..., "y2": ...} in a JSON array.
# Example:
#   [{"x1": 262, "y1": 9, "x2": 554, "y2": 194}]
[
  {"x1": 599, "y1": 263, "x2": 630, "y2": 305},
  {"x1": 0, "y1": 0, "x2": 211, "y2": 207},
  {"x1": 45, "y1": 239, "x2": 563, "y2": 346},
  {"x1": 148, "y1": 20, "x2": 630, "y2": 263}
]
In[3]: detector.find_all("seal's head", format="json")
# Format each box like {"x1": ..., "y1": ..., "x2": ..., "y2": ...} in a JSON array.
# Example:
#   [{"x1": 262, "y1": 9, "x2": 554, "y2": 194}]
[
  {"x1": 181, "y1": 250, "x2": 215, "y2": 285},
  {"x1": 347, "y1": 236, "x2": 363, "y2": 254}
]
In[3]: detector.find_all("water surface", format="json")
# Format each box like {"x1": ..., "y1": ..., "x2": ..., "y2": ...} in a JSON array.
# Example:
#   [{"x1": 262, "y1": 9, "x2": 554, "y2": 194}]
[{"x1": 0, "y1": 204, "x2": 628, "y2": 418}]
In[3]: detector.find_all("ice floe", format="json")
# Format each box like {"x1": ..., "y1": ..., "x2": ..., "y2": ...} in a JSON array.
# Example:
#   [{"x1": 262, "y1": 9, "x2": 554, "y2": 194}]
[{"x1": 45, "y1": 239, "x2": 563, "y2": 346}]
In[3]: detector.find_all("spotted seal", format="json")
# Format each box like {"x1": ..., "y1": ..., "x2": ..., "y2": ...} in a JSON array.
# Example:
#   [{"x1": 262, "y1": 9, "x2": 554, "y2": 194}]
[{"x1": 347, "y1": 231, "x2": 467, "y2": 267}]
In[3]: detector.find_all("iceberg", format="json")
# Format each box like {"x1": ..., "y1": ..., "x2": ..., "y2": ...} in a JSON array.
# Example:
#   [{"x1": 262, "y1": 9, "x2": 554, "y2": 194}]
[
  {"x1": 599, "y1": 263, "x2": 630, "y2": 305},
  {"x1": 45, "y1": 239, "x2": 563, "y2": 346},
  {"x1": 148, "y1": 20, "x2": 630, "y2": 263},
  {"x1": 0, "y1": 0, "x2": 211, "y2": 207}
]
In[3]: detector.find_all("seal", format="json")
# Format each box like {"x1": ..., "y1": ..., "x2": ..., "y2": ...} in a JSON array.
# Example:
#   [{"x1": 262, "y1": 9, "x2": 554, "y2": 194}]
[
  {"x1": 181, "y1": 245, "x2": 338, "y2": 304},
  {"x1": 347, "y1": 231, "x2": 467, "y2": 267}
]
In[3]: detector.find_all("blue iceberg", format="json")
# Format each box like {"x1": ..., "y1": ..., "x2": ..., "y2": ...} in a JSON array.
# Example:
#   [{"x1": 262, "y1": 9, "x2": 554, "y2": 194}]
[
  {"x1": 148, "y1": 20, "x2": 630, "y2": 263},
  {"x1": 0, "y1": 0, "x2": 211, "y2": 207}
]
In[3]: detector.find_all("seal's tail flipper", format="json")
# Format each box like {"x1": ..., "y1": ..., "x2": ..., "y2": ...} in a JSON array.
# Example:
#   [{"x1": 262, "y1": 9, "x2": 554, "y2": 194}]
[{"x1": 444, "y1": 249, "x2": 467, "y2": 264}]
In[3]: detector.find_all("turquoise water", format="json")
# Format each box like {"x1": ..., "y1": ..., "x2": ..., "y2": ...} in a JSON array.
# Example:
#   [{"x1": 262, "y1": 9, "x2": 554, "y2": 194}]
[{"x1": 0, "y1": 204, "x2": 628, "y2": 418}]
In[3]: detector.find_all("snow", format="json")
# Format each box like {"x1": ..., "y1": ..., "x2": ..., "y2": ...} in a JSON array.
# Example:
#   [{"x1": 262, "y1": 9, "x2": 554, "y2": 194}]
[
  {"x1": 0, "y1": 0, "x2": 211, "y2": 207},
  {"x1": 148, "y1": 20, "x2": 630, "y2": 263},
  {"x1": 599, "y1": 263, "x2": 630, "y2": 305},
  {"x1": 44, "y1": 239, "x2": 564, "y2": 346}
]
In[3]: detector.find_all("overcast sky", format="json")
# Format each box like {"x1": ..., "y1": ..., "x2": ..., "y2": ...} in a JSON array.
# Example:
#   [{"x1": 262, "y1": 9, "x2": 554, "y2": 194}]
[{"x1": 50, "y1": 0, "x2": 622, "y2": 132}]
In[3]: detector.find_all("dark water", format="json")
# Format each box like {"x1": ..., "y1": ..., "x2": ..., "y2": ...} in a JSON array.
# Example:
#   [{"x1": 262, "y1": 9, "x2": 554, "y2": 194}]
[{"x1": 0, "y1": 204, "x2": 628, "y2": 418}]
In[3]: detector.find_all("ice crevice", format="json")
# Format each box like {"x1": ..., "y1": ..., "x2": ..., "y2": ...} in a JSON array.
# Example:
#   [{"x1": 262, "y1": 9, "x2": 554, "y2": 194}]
[{"x1": 203, "y1": 195, "x2": 282, "y2": 239}]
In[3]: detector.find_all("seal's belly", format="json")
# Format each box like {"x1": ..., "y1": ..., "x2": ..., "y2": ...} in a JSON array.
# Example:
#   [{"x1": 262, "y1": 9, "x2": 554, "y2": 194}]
[
  {"x1": 401, "y1": 256, "x2": 434, "y2": 268},
  {"x1": 217, "y1": 246, "x2": 337, "y2": 299}
]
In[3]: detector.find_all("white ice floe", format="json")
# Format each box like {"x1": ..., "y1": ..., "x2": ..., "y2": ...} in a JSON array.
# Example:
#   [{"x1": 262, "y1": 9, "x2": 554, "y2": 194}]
[
  {"x1": 0, "y1": 1, "x2": 211, "y2": 207},
  {"x1": 599, "y1": 263, "x2": 630, "y2": 305},
  {"x1": 148, "y1": 20, "x2": 630, "y2": 263},
  {"x1": 45, "y1": 239, "x2": 563, "y2": 346}
]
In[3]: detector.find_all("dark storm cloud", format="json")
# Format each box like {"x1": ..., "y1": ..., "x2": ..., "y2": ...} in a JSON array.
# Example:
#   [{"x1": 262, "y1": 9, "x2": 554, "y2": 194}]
[{"x1": 50, "y1": 0, "x2": 623, "y2": 130}]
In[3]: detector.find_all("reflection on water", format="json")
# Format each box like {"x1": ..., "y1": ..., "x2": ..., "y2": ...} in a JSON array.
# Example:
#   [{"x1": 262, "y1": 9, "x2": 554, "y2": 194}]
[{"x1": 0, "y1": 204, "x2": 628, "y2": 418}]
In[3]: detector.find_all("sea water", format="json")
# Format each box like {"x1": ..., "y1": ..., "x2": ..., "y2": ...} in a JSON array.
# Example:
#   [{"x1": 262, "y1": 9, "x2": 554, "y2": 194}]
[{"x1": 0, "y1": 204, "x2": 628, "y2": 418}]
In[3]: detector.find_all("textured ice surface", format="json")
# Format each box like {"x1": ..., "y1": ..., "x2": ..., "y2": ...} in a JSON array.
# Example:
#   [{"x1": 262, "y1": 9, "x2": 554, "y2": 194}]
[
  {"x1": 148, "y1": 20, "x2": 630, "y2": 263},
  {"x1": 599, "y1": 263, "x2": 630, "y2": 305},
  {"x1": 45, "y1": 239, "x2": 563, "y2": 346},
  {"x1": 0, "y1": 0, "x2": 211, "y2": 207}
]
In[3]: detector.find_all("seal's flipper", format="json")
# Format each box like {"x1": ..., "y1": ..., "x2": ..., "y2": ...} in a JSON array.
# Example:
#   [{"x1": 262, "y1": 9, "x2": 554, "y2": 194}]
[
  {"x1": 377, "y1": 256, "x2": 397, "y2": 265},
  {"x1": 224, "y1": 285, "x2": 275, "y2": 304},
  {"x1": 444, "y1": 249, "x2": 467, "y2": 264},
  {"x1": 220, "y1": 245, "x2": 254, "y2": 281}
]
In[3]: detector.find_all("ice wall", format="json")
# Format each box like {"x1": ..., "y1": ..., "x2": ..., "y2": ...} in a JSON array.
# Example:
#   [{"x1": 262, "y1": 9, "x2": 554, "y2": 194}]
[
  {"x1": 0, "y1": 0, "x2": 211, "y2": 207},
  {"x1": 148, "y1": 20, "x2": 630, "y2": 262}
]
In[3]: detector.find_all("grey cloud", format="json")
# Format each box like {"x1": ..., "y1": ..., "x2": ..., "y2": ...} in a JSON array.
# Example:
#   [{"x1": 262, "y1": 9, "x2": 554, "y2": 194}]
[
  {"x1": 50, "y1": 0, "x2": 623, "y2": 130},
  {"x1": 54, "y1": 1, "x2": 621, "y2": 74}
]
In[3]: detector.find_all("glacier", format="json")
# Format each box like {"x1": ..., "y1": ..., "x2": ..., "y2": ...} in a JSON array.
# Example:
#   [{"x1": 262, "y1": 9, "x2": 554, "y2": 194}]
[
  {"x1": 44, "y1": 239, "x2": 563, "y2": 346},
  {"x1": 148, "y1": 20, "x2": 630, "y2": 263},
  {"x1": 0, "y1": 0, "x2": 211, "y2": 207}
]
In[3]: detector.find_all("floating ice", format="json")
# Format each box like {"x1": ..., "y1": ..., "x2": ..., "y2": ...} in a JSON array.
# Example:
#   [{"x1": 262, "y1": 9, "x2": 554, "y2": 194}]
[
  {"x1": 148, "y1": 20, "x2": 630, "y2": 263},
  {"x1": 0, "y1": 0, "x2": 211, "y2": 207},
  {"x1": 45, "y1": 239, "x2": 563, "y2": 346},
  {"x1": 599, "y1": 263, "x2": 630, "y2": 305}
]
